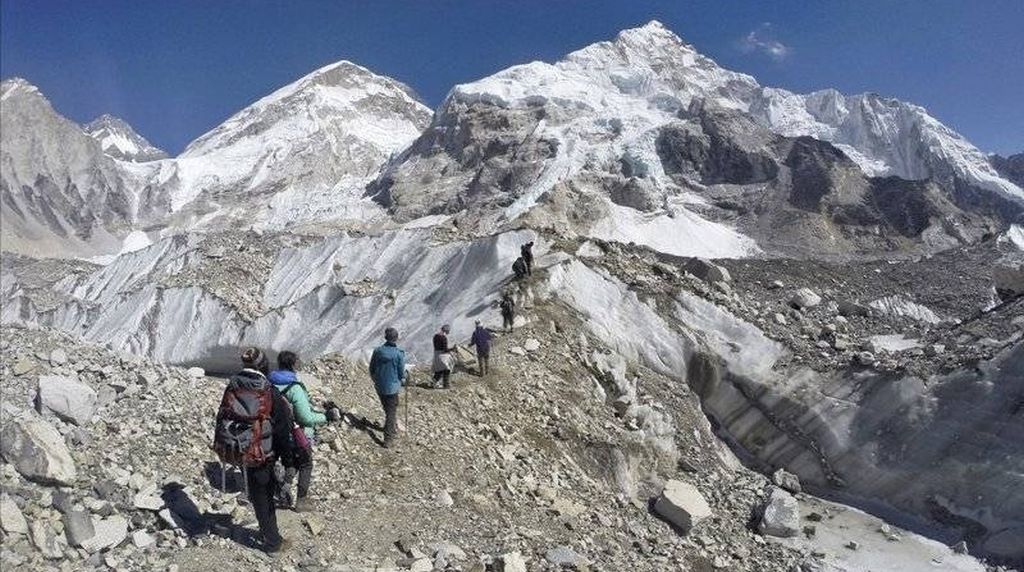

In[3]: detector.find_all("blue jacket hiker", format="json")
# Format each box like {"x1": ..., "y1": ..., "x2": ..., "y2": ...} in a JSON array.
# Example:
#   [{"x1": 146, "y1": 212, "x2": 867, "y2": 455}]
[{"x1": 368, "y1": 327, "x2": 406, "y2": 448}]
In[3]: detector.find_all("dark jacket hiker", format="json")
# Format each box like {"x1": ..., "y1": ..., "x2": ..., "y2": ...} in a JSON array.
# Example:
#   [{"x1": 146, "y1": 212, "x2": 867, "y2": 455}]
[
  {"x1": 512, "y1": 257, "x2": 528, "y2": 279},
  {"x1": 212, "y1": 347, "x2": 294, "y2": 552},
  {"x1": 469, "y1": 322, "x2": 493, "y2": 376},
  {"x1": 500, "y1": 294, "x2": 516, "y2": 331},
  {"x1": 521, "y1": 242, "x2": 534, "y2": 275}
]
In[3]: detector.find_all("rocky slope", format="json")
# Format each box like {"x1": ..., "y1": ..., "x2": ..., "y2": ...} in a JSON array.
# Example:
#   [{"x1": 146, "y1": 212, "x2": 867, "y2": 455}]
[
  {"x1": 84, "y1": 115, "x2": 169, "y2": 163},
  {"x1": 991, "y1": 152, "x2": 1024, "y2": 189},
  {"x1": 3, "y1": 222, "x2": 1022, "y2": 567},
  {"x1": 0, "y1": 299, "x2": 1000, "y2": 572}
]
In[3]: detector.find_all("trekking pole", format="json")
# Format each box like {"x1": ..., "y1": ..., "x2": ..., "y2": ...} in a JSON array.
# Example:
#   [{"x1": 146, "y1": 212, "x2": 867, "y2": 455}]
[{"x1": 404, "y1": 376, "x2": 411, "y2": 437}]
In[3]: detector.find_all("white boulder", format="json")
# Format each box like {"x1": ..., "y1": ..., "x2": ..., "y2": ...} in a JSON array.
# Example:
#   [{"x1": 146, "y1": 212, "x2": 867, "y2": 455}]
[
  {"x1": 758, "y1": 487, "x2": 800, "y2": 538},
  {"x1": 0, "y1": 494, "x2": 28, "y2": 535},
  {"x1": 36, "y1": 375, "x2": 97, "y2": 425},
  {"x1": 81, "y1": 515, "x2": 128, "y2": 553},
  {"x1": 789, "y1": 288, "x2": 822, "y2": 309},
  {"x1": 0, "y1": 413, "x2": 77, "y2": 486},
  {"x1": 653, "y1": 480, "x2": 712, "y2": 533}
]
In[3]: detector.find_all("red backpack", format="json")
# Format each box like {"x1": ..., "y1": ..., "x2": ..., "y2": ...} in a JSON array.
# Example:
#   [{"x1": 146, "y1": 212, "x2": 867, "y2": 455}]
[{"x1": 212, "y1": 375, "x2": 274, "y2": 467}]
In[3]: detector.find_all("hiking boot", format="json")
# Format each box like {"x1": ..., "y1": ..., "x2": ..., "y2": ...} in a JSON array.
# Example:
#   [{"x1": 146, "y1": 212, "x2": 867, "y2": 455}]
[
  {"x1": 266, "y1": 538, "x2": 292, "y2": 554},
  {"x1": 382, "y1": 437, "x2": 393, "y2": 449},
  {"x1": 293, "y1": 497, "x2": 313, "y2": 513}
]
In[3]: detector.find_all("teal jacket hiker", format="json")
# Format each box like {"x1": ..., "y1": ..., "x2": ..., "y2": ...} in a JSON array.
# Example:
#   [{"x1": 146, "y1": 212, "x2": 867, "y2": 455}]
[
  {"x1": 369, "y1": 341, "x2": 406, "y2": 396},
  {"x1": 270, "y1": 369, "x2": 327, "y2": 439}
]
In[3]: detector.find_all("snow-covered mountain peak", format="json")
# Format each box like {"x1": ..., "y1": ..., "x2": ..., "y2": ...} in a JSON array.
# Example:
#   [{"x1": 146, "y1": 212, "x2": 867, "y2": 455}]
[
  {"x1": 84, "y1": 114, "x2": 169, "y2": 162},
  {"x1": 182, "y1": 60, "x2": 430, "y2": 158},
  {"x1": 0, "y1": 77, "x2": 42, "y2": 102}
]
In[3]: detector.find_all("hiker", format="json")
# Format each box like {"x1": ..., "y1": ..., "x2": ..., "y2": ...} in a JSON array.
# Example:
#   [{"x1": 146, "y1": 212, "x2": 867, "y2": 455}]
[
  {"x1": 369, "y1": 327, "x2": 406, "y2": 448},
  {"x1": 469, "y1": 320, "x2": 492, "y2": 376},
  {"x1": 512, "y1": 256, "x2": 528, "y2": 280},
  {"x1": 212, "y1": 347, "x2": 295, "y2": 553},
  {"x1": 432, "y1": 324, "x2": 455, "y2": 389},
  {"x1": 269, "y1": 351, "x2": 340, "y2": 512},
  {"x1": 521, "y1": 241, "x2": 534, "y2": 275},
  {"x1": 500, "y1": 292, "x2": 516, "y2": 332}
]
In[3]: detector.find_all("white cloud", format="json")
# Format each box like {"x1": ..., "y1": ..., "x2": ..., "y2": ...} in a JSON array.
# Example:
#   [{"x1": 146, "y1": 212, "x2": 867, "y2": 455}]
[{"x1": 739, "y1": 23, "x2": 791, "y2": 61}]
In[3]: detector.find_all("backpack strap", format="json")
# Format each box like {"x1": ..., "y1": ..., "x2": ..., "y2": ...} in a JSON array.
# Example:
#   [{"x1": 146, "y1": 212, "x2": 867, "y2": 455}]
[{"x1": 280, "y1": 381, "x2": 307, "y2": 398}]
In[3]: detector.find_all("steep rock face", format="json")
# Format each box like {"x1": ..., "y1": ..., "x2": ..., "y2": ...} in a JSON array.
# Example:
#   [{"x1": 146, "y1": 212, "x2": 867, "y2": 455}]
[
  {"x1": 0, "y1": 79, "x2": 147, "y2": 258},
  {"x1": 83, "y1": 114, "x2": 168, "y2": 162},
  {"x1": 991, "y1": 152, "x2": 1024, "y2": 188},
  {"x1": 153, "y1": 61, "x2": 433, "y2": 231},
  {"x1": 748, "y1": 89, "x2": 1023, "y2": 207},
  {"x1": 369, "y1": 21, "x2": 1019, "y2": 260}
]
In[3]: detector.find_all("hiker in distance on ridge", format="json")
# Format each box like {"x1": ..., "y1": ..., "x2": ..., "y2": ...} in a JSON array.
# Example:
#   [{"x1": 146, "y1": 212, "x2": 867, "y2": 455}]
[
  {"x1": 521, "y1": 241, "x2": 534, "y2": 275},
  {"x1": 432, "y1": 324, "x2": 455, "y2": 389},
  {"x1": 369, "y1": 327, "x2": 406, "y2": 448},
  {"x1": 469, "y1": 320, "x2": 492, "y2": 377},
  {"x1": 212, "y1": 347, "x2": 295, "y2": 553},
  {"x1": 512, "y1": 257, "x2": 528, "y2": 280},
  {"x1": 500, "y1": 292, "x2": 516, "y2": 332}
]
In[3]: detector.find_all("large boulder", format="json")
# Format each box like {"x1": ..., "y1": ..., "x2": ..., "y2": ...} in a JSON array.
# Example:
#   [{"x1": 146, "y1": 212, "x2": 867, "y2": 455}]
[
  {"x1": 0, "y1": 413, "x2": 77, "y2": 486},
  {"x1": 0, "y1": 494, "x2": 28, "y2": 535},
  {"x1": 653, "y1": 480, "x2": 713, "y2": 533},
  {"x1": 994, "y1": 255, "x2": 1024, "y2": 302},
  {"x1": 498, "y1": 551, "x2": 527, "y2": 572},
  {"x1": 682, "y1": 258, "x2": 732, "y2": 284},
  {"x1": 789, "y1": 288, "x2": 822, "y2": 310},
  {"x1": 758, "y1": 487, "x2": 800, "y2": 538},
  {"x1": 81, "y1": 515, "x2": 128, "y2": 553},
  {"x1": 63, "y1": 509, "x2": 96, "y2": 547},
  {"x1": 29, "y1": 520, "x2": 63, "y2": 559},
  {"x1": 36, "y1": 375, "x2": 97, "y2": 426}
]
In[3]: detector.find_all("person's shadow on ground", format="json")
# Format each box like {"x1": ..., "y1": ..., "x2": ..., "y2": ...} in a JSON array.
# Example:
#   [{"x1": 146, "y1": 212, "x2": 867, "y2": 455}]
[
  {"x1": 344, "y1": 412, "x2": 386, "y2": 447},
  {"x1": 192, "y1": 468, "x2": 267, "y2": 551}
]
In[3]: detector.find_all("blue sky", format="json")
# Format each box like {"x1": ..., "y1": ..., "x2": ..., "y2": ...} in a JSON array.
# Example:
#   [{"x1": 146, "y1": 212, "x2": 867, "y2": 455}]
[{"x1": 2, "y1": 1, "x2": 1022, "y2": 155}]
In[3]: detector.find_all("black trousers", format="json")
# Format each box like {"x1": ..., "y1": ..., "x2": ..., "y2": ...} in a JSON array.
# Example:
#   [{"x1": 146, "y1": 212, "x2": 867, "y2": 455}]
[
  {"x1": 502, "y1": 311, "x2": 514, "y2": 330},
  {"x1": 433, "y1": 369, "x2": 451, "y2": 388},
  {"x1": 296, "y1": 457, "x2": 313, "y2": 499},
  {"x1": 379, "y1": 392, "x2": 399, "y2": 441},
  {"x1": 477, "y1": 351, "x2": 490, "y2": 375},
  {"x1": 246, "y1": 463, "x2": 282, "y2": 548}
]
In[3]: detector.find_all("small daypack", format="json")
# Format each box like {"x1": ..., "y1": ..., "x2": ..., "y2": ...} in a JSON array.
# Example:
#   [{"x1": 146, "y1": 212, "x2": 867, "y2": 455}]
[
  {"x1": 212, "y1": 374, "x2": 274, "y2": 468},
  {"x1": 280, "y1": 383, "x2": 312, "y2": 452}
]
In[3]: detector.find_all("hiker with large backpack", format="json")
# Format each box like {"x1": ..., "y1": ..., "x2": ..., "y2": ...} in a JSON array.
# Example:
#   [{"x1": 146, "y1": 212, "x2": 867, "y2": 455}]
[
  {"x1": 269, "y1": 351, "x2": 340, "y2": 512},
  {"x1": 369, "y1": 327, "x2": 407, "y2": 448},
  {"x1": 521, "y1": 241, "x2": 534, "y2": 275},
  {"x1": 500, "y1": 292, "x2": 516, "y2": 332},
  {"x1": 212, "y1": 347, "x2": 295, "y2": 553}
]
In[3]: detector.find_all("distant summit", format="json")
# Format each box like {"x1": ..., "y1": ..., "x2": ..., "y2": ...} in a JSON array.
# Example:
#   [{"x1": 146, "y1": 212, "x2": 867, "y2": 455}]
[{"x1": 84, "y1": 114, "x2": 168, "y2": 162}]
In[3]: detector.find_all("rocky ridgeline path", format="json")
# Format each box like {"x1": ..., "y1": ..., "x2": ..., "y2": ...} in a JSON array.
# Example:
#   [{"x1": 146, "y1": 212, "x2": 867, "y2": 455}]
[{"x1": 0, "y1": 313, "x2": 825, "y2": 572}]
